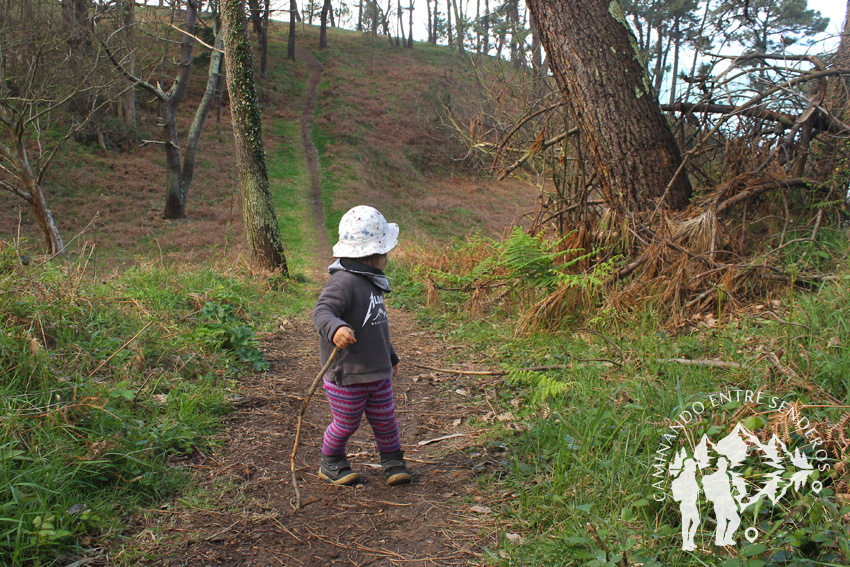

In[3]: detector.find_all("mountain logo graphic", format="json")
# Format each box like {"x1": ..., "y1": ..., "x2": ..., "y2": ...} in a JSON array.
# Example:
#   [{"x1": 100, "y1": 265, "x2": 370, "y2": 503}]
[{"x1": 669, "y1": 422, "x2": 820, "y2": 551}]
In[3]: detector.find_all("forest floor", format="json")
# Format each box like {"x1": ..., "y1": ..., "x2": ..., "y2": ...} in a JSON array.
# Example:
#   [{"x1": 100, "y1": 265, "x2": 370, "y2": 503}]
[{"x1": 130, "y1": 48, "x2": 503, "y2": 567}]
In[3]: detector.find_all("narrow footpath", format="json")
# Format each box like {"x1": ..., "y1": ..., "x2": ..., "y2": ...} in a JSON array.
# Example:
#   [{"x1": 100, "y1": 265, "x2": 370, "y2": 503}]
[{"x1": 133, "y1": 50, "x2": 499, "y2": 567}]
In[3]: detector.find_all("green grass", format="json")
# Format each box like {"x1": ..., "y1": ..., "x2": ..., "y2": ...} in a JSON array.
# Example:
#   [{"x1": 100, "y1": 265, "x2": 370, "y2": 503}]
[
  {"x1": 0, "y1": 240, "x2": 310, "y2": 566},
  {"x1": 268, "y1": 119, "x2": 320, "y2": 276},
  {"x1": 390, "y1": 234, "x2": 850, "y2": 567}
]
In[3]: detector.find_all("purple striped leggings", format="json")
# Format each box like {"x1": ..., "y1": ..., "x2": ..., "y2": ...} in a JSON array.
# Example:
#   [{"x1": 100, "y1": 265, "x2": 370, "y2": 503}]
[{"x1": 322, "y1": 377, "x2": 402, "y2": 456}]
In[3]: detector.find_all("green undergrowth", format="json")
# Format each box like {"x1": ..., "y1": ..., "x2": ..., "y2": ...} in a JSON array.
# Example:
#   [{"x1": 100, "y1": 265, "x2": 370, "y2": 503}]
[
  {"x1": 390, "y1": 233, "x2": 850, "y2": 567},
  {"x1": 0, "y1": 240, "x2": 309, "y2": 566}
]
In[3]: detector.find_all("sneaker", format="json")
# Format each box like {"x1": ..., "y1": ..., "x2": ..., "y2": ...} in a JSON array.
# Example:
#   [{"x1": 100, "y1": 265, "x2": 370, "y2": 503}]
[
  {"x1": 318, "y1": 454, "x2": 360, "y2": 486},
  {"x1": 380, "y1": 450, "x2": 412, "y2": 486}
]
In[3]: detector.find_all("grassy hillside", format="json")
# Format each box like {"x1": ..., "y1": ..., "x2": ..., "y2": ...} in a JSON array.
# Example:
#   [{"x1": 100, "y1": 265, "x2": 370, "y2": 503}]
[
  {"x1": 0, "y1": 19, "x2": 538, "y2": 566},
  {"x1": 0, "y1": 20, "x2": 536, "y2": 269}
]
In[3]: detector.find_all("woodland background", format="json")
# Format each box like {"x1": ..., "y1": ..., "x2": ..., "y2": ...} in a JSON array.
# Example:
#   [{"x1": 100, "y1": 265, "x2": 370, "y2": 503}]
[{"x1": 1, "y1": 0, "x2": 849, "y2": 565}]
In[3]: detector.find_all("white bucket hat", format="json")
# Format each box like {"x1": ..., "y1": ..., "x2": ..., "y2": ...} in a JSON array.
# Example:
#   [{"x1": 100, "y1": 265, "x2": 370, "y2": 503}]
[{"x1": 333, "y1": 206, "x2": 399, "y2": 258}]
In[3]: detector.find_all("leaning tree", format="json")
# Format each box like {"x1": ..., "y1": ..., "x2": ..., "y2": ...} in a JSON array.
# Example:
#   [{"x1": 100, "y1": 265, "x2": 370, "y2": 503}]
[{"x1": 526, "y1": 0, "x2": 693, "y2": 211}]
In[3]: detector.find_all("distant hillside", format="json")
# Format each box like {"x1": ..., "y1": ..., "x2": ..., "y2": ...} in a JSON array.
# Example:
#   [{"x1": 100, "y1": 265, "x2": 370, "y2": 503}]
[{"x1": 0, "y1": 19, "x2": 537, "y2": 268}]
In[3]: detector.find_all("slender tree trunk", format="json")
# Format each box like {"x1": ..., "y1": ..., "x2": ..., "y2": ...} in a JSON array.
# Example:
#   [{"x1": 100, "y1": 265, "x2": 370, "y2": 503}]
[
  {"x1": 525, "y1": 0, "x2": 692, "y2": 211},
  {"x1": 371, "y1": 0, "x2": 379, "y2": 40},
  {"x1": 123, "y1": 0, "x2": 136, "y2": 127},
  {"x1": 432, "y1": 0, "x2": 439, "y2": 43},
  {"x1": 221, "y1": 0, "x2": 288, "y2": 273},
  {"x1": 508, "y1": 0, "x2": 520, "y2": 68},
  {"x1": 450, "y1": 0, "x2": 463, "y2": 53},
  {"x1": 475, "y1": 0, "x2": 480, "y2": 53},
  {"x1": 247, "y1": 0, "x2": 263, "y2": 34},
  {"x1": 530, "y1": 11, "x2": 541, "y2": 71},
  {"x1": 162, "y1": 0, "x2": 199, "y2": 220},
  {"x1": 482, "y1": 0, "x2": 489, "y2": 53},
  {"x1": 358, "y1": 0, "x2": 363, "y2": 31},
  {"x1": 261, "y1": 0, "x2": 270, "y2": 76},
  {"x1": 26, "y1": 177, "x2": 65, "y2": 255},
  {"x1": 289, "y1": 0, "x2": 297, "y2": 59},
  {"x1": 426, "y1": 0, "x2": 432, "y2": 43},
  {"x1": 162, "y1": 103, "x2": 185, "y2": 218},
  {"x1": 320, "y1": 0, "x2": 331, "y2": 48},
  {"x1": 446, "y1": 0, "x2": 453, "y2": 48},
  {"x1": 397, "y1": 0, "x2": 405, "y2": 47},
  {"x1": 667, "y1": 16, "x2": 681, "y2": 106},
  {"x1": 379, "y1": 1, "x2": 392, "y2": 38},
  {"x1": 407, "y1": 1, "x2": 413, "y2": 48},
  {"x1": 182, "y1": 32, "x2": 224, "y2": 197},
  {"x1": 652, "y1": 26, "x2": 666, "y2": 94}
]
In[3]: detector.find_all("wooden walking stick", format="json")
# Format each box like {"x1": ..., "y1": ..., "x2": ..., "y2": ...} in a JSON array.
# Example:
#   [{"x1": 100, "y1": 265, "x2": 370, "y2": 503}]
[{"x1": 290, "y1": 345, "x2": 340, "y2": 511}]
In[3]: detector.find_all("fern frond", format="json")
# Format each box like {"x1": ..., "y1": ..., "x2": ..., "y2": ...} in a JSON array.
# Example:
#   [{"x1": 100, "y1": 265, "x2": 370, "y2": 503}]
[{"x1": 506, "y1": 368, "x2": 573, "y2": 403}]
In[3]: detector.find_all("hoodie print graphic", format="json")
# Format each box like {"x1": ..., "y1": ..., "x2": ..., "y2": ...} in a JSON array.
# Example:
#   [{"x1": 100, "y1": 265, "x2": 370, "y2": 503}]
[{"x1": 363, "y1": 292, "x2": 388, "y2": 327}]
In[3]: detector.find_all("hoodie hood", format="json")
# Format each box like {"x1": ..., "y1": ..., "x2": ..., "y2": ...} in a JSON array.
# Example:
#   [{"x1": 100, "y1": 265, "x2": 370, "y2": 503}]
[{"x1": 328, "y1": 259, "x2": 391, "y2": 293}]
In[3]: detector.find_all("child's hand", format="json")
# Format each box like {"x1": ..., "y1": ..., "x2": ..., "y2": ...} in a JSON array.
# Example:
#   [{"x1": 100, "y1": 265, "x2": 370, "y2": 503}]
[
  {"x1": 393, "y1": 365, "x2": 398, "y2": 376},
  {"x1": 332, "y1": 326, "x2": 356, "y2": 349}
]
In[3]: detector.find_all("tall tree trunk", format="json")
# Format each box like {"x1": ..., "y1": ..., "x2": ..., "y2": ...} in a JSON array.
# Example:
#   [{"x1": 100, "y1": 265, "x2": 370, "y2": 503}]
[
  {"x1": 123, "y1": 0, "x2": 136, "y2": 127},
  {"x1": 475, "y1": 0, "x2": 481, "y2": 53},
  {"x1": 247, "y1": 0, "x2": 263, "y2": 34},
  {"x1": 530, "y1": 11, "x2": 541, "y2": 71},
  {"x1": 162, "y1": 0, "x2": 199, "y2": 220},
  {"x1": 425, "y1": 0, "x2": 432, "y2": 43},
  {"x1": 508, "y1": 0, "x2": 520, "y2": 68},
  {"x1": 450, "y1": 0, "x2": 463, "y2": 53},
  {"x1": 358, "y1": 0, "x2": 363, "y2": 31},
  {"x1": 379, "y1": 1, "x2": 392, "y2": 38},
  {"x1": 667, "y1": 16, "x2": 681, "y2": 106},
  {"x1": 407, "y1": 0, "x2": 413, "y2": 48},
  {"x1": 260, "y1": 0, "x2": 270, "y2": 76},
  {"x1": 482, "y1": 0, "x2": 489, "y2": 53},
  {"x1": 397, "y1": 0, "x2": 405, "y2": 47},
  {"x1": 371, "y1": 0, "x2": 379, "y2": 41},
  {"x1": 221, "y1": 0, "x2": 288, "y2": 273},
  {"x1": 652, "y1": 24, "x2": 667, "y2": 94},
  {"x1": 320, "y1": 0, "x2": 331, "y2": 48},
  {"x1": 525, "y1": 0, "x2": 692, "y2": 211},
  {"x1": 288, "y1": 0, "x2": 297, "y2": 59},
  {"x1": 828, "y1": 0, "x2": 850, "y2": 114},
  {"x1": 446, "y1": 0, "x2": 453, "y2": 48},
  {"x1": 63, "y1": 0, "x2": 91, "y2": 51}
]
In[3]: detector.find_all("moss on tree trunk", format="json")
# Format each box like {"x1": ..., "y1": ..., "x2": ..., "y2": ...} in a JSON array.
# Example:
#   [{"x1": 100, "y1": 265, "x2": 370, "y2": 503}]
[{"x1": 221, "y1": 0, "x2": 288, "y2": 274}]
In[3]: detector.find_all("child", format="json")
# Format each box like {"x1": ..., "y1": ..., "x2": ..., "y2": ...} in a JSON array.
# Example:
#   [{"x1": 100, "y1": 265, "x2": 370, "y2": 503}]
[{"x1": 312, "y1": 206, "x2": 411, "y2": 486}]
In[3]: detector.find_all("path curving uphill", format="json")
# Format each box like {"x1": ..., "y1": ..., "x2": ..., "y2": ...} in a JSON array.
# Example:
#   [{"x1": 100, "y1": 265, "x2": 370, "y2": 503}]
[
  {"x1": 296, "y1": 48, "x2": 331, "y2": 276},
  {"x1": 133, "y1": 51, "x2": 500, "y2": 567}
]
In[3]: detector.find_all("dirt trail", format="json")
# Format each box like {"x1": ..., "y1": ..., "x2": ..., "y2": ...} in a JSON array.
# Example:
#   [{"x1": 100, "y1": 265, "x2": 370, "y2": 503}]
[
  {"x1": 134, "y1": 52, "x2": 498, "y2": 567},
  {"x1": 297, "y1": 48, "x2": 332, "y2": 279}
]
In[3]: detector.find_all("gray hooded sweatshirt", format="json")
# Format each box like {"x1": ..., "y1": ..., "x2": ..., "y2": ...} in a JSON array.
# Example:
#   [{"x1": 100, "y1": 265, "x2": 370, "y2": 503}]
[{"x1": 313, "y1": 259, "x2": 400, "y2": 385}]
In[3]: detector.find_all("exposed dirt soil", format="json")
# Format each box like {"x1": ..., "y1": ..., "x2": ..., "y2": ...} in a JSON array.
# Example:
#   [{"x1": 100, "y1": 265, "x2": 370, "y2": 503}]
[
  {"x1": 135, "y1": 313, "x2": 499, "y2": 567},
  {"x1": 130, "y1": 44, "x2": 504, "y2": 567}
]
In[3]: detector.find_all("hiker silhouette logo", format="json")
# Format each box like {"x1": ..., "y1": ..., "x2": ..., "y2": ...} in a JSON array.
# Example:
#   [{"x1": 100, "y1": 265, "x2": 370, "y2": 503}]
[
  {"x1": 668, "y1": 422, "x2": 820, "y2": 550},
  {"x1": 650, "y1": 390, "x2": 833, "y2": 553}
]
